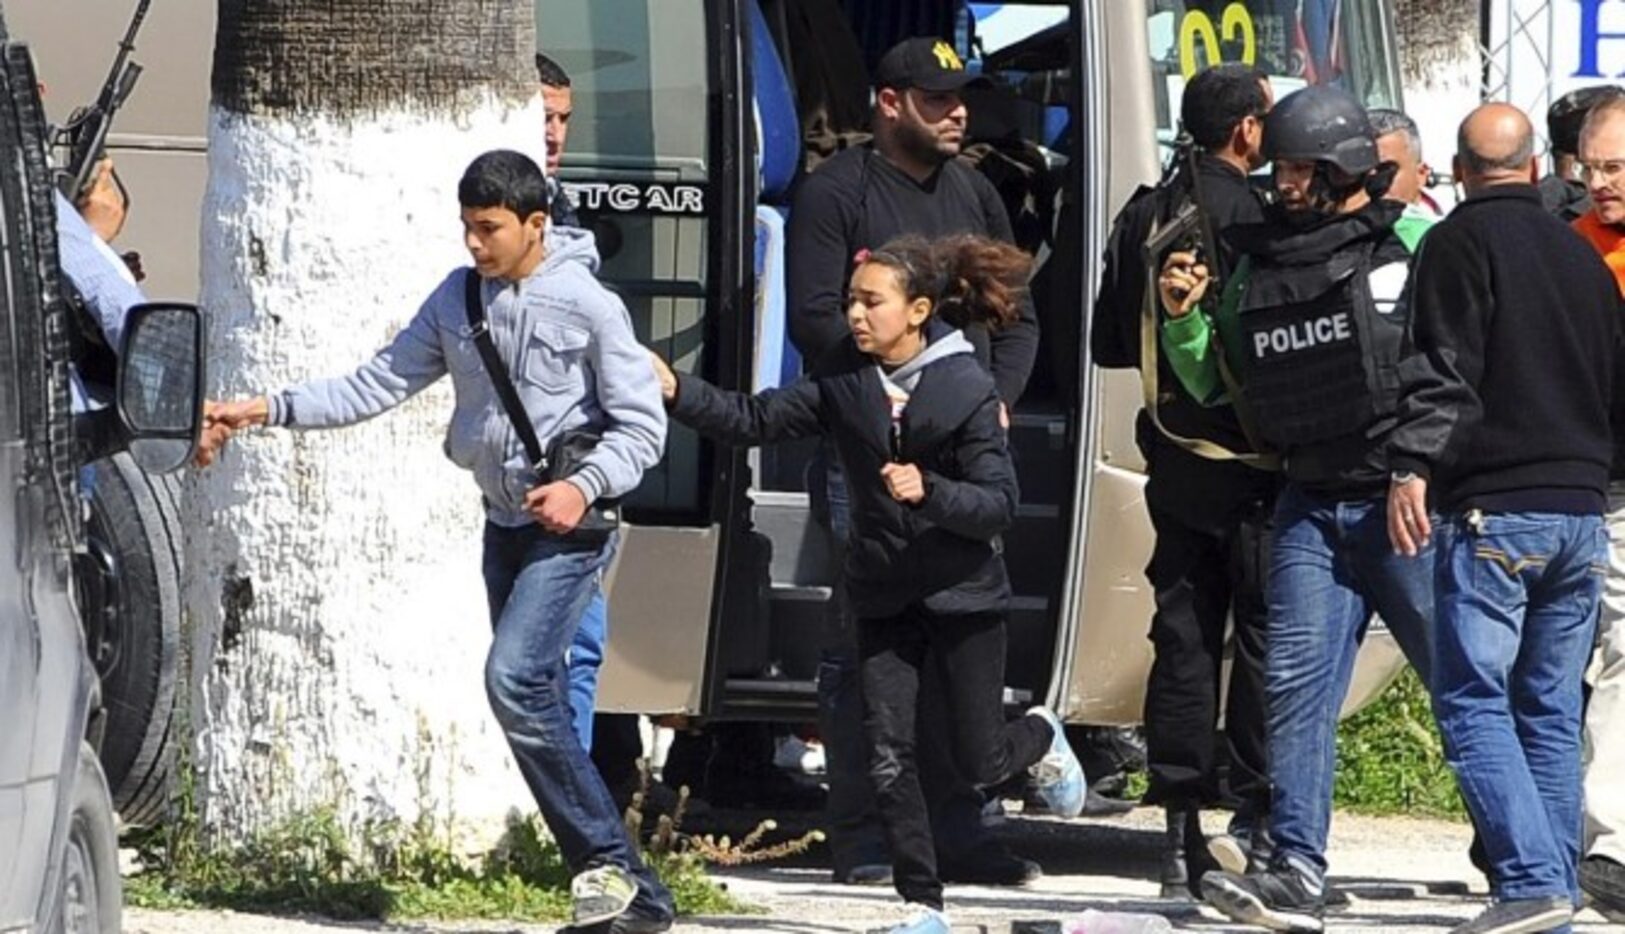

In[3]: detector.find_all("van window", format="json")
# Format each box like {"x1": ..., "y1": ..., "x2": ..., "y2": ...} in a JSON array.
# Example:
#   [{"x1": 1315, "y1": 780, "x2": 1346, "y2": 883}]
[
  {"x1": 1145, "y1": 0, "x2": 1399, "y2": 145},
  {"x1": 540, "y1": 1, "x2": 713, "y2": 519}
]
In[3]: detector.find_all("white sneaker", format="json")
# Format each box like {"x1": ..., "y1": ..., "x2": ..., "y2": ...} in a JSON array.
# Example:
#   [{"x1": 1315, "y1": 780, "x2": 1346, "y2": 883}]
[
  {"x1": 773, "y1": 734, "x2": 826, "y2": 775},
  {"x1": 871, "y1": 904, "x2": 950, "y2": 934}
]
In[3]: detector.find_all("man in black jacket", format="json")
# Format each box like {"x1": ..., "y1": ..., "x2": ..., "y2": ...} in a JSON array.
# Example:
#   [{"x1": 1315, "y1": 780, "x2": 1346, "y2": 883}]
[
  {"x1": 785, "y1": 36, "x2": 1041, "y2": 887},
  {"x1": 1387, "y1": 103, "x2": 1621, "y2": 934},
  {"x1": 1091, "y1": 63, "x2": 1279, "y2": 900}
]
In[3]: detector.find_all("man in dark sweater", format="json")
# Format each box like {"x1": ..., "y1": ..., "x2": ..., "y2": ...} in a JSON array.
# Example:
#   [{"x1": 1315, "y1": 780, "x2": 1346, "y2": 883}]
[
  {"x1": 1091, "y1": 64, "x2": 1279, "y2": 900},
  {"x1": 785, "y1": 36, "x2": 1040, "y2": 888},
  {"x1": 1387, "y1": 102, "x2": 1621, "y2": 934}
]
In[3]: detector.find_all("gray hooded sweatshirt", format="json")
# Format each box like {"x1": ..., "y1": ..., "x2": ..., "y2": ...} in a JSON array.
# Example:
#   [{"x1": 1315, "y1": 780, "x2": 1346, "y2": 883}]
[{"x1": 267, "y1": 225, "x2": 667, "y2": 528}]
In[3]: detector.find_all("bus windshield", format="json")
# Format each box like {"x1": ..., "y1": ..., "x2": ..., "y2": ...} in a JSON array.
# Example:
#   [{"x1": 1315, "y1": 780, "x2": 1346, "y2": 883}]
[{"x1": 1146, "y1": 0, "x2": 1400, "y2": 144}]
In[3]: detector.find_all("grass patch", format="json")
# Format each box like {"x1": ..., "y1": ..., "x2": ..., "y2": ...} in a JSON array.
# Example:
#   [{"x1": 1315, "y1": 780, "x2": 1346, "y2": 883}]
[
  {"x1": 1333, "y1": 668, "x2": 1467, "y2": 820},
  {"x1": 124, "y1": 768, "x2": 773, "y2": 922}
]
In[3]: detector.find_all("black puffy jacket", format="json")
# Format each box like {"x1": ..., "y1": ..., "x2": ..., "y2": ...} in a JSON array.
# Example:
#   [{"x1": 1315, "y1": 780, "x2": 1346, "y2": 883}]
[{"x1": 669, "y1": 324, "x2": 1017, "y2": 618}]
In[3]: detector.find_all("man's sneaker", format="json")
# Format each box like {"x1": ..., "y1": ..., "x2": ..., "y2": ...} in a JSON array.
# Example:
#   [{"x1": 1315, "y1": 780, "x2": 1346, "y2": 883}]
[
  {"x1": 1025, "y1": 706, "x2": 1086, "y2": 818},
  {"x1": 874, "y1": 904, "x2": 950, "y2": 934},
  {"x1": 1449, "y1": 897, "x2": 1572, "y2": 934},
  {"x1": 570, "y1": 864, "x2": 639, "y2": 927},
  {"x1": 1207, "y1": 833, "x2": 1251, "y2": 875},
  {"x1": 557, "y1": 904, "x2": 675, "y2": 934},
  {"x1": 773, "y1": 734, "x2": 827, "y2": 775},
  {"x1": 1202, "y1": 868, "x2": 1326, "y2": 933},
  {"x1": 1581, "y1": 854, "x2": 1625, "y2": 921}
]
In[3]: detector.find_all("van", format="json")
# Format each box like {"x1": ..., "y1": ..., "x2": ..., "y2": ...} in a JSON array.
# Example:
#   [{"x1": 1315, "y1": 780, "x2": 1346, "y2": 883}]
[{"x1": 14, "y1": 0, "x2": 1408, "y2": 790}]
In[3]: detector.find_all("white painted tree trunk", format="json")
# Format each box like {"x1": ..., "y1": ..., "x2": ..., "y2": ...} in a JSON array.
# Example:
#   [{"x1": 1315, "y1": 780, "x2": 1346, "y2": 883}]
[
  {"x1": 1395, "y1": 0, "x2": 1482, "y2": 190},
  {"x1": 188, "y1": 4, "x2": 548, "y2": 843}
]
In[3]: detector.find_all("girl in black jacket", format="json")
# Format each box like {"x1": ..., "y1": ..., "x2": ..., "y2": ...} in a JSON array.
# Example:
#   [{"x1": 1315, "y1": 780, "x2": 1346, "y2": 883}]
[{"x1": 648, "y1": 235, "x2": 1084, "y2": 934}]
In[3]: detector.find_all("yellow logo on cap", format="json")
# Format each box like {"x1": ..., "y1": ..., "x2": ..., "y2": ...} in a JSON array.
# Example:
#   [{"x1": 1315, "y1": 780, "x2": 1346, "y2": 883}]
[{"x1": 932, "y1": 41, "x2": 964, "y2": 71}]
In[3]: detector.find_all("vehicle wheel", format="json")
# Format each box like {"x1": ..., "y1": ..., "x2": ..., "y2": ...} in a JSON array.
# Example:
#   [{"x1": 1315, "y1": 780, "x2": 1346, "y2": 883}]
[
  {"x1": 49, "y1": 743, "x2": 123, "y2": 934},
  {"x1": 77, "y1": 451, "x2": 186, "y2": 828}
]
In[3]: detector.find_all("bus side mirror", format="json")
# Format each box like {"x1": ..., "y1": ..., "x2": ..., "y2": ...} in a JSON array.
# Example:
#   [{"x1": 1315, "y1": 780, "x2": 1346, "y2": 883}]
[{"x1": 117, "y1": 302, "x2": 205, "y2": 474}]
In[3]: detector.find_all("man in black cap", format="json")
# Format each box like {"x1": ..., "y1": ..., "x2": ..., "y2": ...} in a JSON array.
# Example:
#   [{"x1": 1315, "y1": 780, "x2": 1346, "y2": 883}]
[
  {"x1": 1542, "y1": 85, "x2": 1625, "y2": 222},
  {"x1": 785, "y1": 35, "x2": 1041, "y2": 889}
]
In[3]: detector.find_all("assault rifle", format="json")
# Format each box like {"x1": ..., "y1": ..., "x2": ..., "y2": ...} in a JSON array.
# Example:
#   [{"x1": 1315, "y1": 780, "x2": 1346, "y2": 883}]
[
  {"x1": 52, "y1": 0, "x2": 152, "y2": 205},
  {"x1": 1143, "y1": 130, "x2": 1226, "y2": 302}
]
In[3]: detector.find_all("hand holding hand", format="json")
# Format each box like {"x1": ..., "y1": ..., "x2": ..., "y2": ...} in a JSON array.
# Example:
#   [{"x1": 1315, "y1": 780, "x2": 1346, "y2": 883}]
[
  {"x1": 194, "y1": 397, "x2": 271, "y2": 468},
  {"x1": 526, "y1": 481, "x2": 589, "y2": 534},
  {"x1": 648, "y1": 351, "x2": 678, "y2": 402},
  {"x1": 1158, "y1": 251, "x2": 1211, "y2": 319},
  {"x1": 880, "y1": 463, "x2": 926, "y2": 505}
]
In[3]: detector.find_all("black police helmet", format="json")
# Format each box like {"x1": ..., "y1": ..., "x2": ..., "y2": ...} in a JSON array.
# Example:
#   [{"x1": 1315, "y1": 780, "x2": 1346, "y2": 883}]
[{"x1": 1263, "y1": 85, "x2": 1379, "y2": 176}]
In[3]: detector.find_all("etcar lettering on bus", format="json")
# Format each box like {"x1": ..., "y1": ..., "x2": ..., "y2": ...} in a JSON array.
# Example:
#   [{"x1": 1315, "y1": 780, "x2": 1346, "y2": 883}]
[
  {"x1": 563, "y1": 181, "x2": 705, "y2": 216},
  {"x1": 1178, "y1": 2, "x2": 1257, "y2": 78}
]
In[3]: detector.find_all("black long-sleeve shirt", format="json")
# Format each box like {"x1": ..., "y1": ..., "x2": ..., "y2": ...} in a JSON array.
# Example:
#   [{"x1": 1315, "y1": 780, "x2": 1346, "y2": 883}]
[
  {"x1": 1389, "y1": 185, "x2": 1622, "y2": 513},
  {"x1": 785, "y1": 144, "x2": 1040, "y2": 405}
]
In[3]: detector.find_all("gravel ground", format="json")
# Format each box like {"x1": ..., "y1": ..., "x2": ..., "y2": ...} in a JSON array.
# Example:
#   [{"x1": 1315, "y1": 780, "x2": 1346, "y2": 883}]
[{"x1": 124, "y1": 808, "x2": 1619, "y2": 933}]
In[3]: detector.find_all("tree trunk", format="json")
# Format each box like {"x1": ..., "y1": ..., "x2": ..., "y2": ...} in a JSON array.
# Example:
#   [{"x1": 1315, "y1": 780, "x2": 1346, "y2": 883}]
[
  {"x1": 189, "y1": 0, "x2": 544, "y2": 842},
  {"x1": 1393, "y1": 0, "x2": 1482, "y2": 179}
]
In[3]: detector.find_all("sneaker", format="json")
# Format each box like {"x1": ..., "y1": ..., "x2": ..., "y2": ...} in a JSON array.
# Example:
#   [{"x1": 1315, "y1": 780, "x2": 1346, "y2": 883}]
[
  {"x1": 773, "y1": 734, "x2": 827, "y2": 775},
  {"x1": 834, "y1": 862, "x2": 894, "y2": 886},
  {"x1": 557, "y1": 905, "x2": 675, "y2": 934},
  {"x1": 1208, "y1": 833, "x2": 1250, "y2": 875},
  {"x1": 873, "y1": 904, "x2": 950, "y2": 934},
  {"x1": 939, "y1": 842, "x2": 1042, "y2": 886},
  {"x1": 1025, "y1": 706, "x2": 1086, "y2": 819},
  {"x1": 1449, "y1": 897, "x2": 1572, "y2": 934},
  {"x1": 570, "y1": 865, "x2": 639, "y2": 927},
  {"x1": 1581, "y1": 854, "x2": 1625, "y2": 921},
  {"x1": 1202, "y1": 868, "x2": 1326, "y2": 933}
]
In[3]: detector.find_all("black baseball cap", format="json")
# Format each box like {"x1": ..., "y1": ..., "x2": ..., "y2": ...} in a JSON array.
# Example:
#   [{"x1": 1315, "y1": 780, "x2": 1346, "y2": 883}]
[
  {"x1": 874, "y1": 37, "x2": 988, "y2": 93},
  {"x1": 1549, "y1": 85, "x2": 1625, "y2": 155}
]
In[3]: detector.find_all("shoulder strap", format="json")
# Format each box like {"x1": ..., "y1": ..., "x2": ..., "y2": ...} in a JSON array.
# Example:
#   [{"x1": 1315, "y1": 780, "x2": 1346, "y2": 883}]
[{"x1": 464, "y1": 269, "x2": 546, "y2": 468}]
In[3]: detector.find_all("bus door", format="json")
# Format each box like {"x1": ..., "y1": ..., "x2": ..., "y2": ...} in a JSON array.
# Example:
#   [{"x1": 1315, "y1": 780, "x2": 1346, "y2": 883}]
[{"x1": 539, "y1": 0, "x2": 758, "y2": 717}]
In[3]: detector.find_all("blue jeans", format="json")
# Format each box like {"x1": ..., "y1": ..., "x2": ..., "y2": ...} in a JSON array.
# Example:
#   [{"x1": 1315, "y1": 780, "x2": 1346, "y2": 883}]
[
  {"x1": 481, "y1": 523, "x2": 673, "y2": 917},
  {"x1": 1266, "y1": 484, "x2": 1436, "y2": 884},
  {"x1": 568, "y1": 592, "x2": 610, "y2": 751},
  {"x1": 1433, "y1": 511, "x2": 1605, "y2": 905}
]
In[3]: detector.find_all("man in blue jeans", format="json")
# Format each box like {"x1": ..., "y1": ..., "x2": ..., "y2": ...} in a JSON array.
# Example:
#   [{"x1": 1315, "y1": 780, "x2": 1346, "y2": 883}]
[
  {"x1": 1387, "y1": 103, "x2": 1621, "y2": 934},
  {"x1": 1157, "y1": 87, "x2": 1437, "y2": 931},
  {"x1": 198, "y1": 151, "x2": 674, "y2": 933}
]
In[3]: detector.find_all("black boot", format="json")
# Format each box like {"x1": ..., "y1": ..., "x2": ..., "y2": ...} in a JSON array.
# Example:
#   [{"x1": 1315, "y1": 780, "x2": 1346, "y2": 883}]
[{"x1": 1160, "y1": 807, "x2": 1218, "y2": 900}]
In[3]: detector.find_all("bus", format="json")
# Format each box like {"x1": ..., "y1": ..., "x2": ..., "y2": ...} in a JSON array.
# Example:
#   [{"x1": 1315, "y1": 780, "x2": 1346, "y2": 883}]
[{"x1": 16, "y1": 0, "x2": 1411, "y2": 809}]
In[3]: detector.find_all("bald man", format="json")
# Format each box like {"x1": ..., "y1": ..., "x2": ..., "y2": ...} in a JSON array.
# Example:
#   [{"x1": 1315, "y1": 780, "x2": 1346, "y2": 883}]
[{"x1": 1387, "y1": 103, "x2": 1623, "y2": 934}]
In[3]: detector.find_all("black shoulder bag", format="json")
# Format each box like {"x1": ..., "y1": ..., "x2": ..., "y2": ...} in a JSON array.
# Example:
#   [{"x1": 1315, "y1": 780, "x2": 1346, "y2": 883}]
[{"x1": 462, "y1": 269, "x2": 621, "y2": 539}]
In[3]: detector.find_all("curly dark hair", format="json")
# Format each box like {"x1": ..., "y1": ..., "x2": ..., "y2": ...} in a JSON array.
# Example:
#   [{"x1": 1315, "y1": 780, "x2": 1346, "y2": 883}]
[{"x1": 857, "y1": 234, "x2": 1031, "y2": 330}]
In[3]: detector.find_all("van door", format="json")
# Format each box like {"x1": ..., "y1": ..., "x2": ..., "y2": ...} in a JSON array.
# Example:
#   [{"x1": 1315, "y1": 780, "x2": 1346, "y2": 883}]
[{"x1": 539, "y1": 0, "x2": 757, "y2": 715}]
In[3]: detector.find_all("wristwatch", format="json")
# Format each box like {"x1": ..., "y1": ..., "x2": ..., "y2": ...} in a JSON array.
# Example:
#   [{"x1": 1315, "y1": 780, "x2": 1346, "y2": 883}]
[{"x1": 1390, "y1": 470, "x2": 1419, "y2": 486}]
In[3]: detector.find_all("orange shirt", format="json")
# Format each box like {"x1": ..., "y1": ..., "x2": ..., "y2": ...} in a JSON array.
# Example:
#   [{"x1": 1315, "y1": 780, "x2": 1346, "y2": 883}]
[{"x1": 1573, "y1": 211, "x2": 1625, "y2": 296}]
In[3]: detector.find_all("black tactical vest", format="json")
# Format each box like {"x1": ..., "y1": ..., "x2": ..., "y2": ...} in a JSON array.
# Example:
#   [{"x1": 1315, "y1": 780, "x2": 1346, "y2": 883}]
[{"x1": 1232, "y1": 234, "x2": 1410, "y2": 449}]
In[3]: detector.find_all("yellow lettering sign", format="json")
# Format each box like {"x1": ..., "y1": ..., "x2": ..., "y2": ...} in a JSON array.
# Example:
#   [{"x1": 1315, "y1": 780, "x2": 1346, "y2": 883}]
[
  {"x1": 933, "y1": 40, "x2": 965, "y2": 71},
  {"x1": 1178, "y1": 3, "x2": 1258, "y2": 79}
]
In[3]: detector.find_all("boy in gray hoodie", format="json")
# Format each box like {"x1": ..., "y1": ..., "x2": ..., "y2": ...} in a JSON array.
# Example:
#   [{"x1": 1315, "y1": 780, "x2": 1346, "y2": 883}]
[{"x1": 199, "y1": 150, "x2": 672, "y2": 933}]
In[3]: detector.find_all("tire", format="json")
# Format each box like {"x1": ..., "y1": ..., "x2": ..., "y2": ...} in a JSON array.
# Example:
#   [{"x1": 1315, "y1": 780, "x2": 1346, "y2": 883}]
[
  {"x1": 77, "y1": 451, "x2": 186, "y2": 828},
  {"x1": 48, "y1": 743, "x2": 123, "y2": 934}
]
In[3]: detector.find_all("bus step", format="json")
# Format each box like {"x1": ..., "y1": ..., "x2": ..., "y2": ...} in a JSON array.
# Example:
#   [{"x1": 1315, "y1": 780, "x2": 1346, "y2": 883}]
[{"x1": 770, "y1": 583, "x2": 833, "y2": 602}]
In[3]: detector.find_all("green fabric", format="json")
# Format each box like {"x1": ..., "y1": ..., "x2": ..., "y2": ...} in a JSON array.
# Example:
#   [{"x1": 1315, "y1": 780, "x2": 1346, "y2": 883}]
[
  {"x1": 1393, "y1": 203, "x2": 1438, "y2": 252},
  {"x1": 1161, "y1": 258, "x2": 1250, "y2": 406}
]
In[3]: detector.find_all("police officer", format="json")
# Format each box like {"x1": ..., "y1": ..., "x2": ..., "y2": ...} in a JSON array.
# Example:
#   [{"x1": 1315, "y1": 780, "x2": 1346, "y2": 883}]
[
  {"x1": 1091, "y1": 63, "x2": 1278, "y2": 901},
  {"x1": 1156, "y1": 86, "x2": 1437, "y2": 933}
]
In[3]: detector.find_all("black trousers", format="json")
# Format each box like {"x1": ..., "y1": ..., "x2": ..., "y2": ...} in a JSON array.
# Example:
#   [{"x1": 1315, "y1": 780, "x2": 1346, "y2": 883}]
[
  {"x1": 858, "y1": 608, "x2": 1053, "y2": 909},
  {"x1": 1141, "y1": 431, "x2": 1276, "y2": 815}
]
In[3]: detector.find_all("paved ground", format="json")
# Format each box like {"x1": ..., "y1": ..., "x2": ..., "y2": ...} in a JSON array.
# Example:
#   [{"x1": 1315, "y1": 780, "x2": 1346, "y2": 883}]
[{"x1": 124, "y1": 808, "x2": 1620, "y2": 933}]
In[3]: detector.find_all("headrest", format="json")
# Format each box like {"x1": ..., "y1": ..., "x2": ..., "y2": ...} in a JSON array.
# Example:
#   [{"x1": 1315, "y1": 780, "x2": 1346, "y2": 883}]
[{"x1": 751, "y1": 2, "x2": 801, "y2": 203}]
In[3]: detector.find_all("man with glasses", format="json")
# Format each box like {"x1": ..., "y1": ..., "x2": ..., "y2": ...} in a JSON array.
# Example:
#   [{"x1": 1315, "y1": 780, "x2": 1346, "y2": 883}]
[
  {"x1": 1092, "y1": 63, "x2": 1279, "y2": 901},
  {"x1": 1544, "y1": 86, "x2": 1625, "y2": 223},
  {"x1": 1569, "y1": 93, "x2": 1625, "y2": 923}
]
